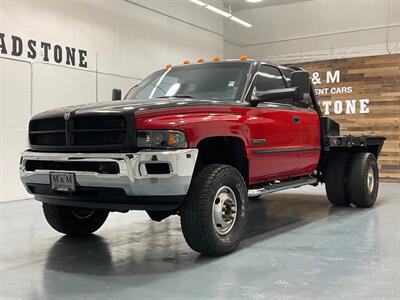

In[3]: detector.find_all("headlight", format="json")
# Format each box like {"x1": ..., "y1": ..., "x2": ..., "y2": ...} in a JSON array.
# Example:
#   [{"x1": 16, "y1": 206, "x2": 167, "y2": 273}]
[{"x1": 137, "y1": 130, "x2": 188, "y2": 149}]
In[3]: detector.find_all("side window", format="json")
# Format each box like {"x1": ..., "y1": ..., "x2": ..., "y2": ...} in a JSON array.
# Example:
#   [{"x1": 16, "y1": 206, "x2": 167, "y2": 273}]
[
  {"x1": 253, "y1": 65, "x2": 315, "y2": 109},
  {"x1": 279, "y1": 67, "x2": 292, "y2": 86},
  {"x1": 252, "y1": 65, "x2": 289, "y2": 104},
  {"x1": 254, "y1": 65, "x2": 286, "y2": 93}
]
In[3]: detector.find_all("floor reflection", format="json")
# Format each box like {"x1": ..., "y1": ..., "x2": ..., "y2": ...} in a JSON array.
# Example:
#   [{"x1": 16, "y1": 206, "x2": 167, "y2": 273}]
[
  {"x1": 246, "y1": 193, "x2": 341, "y2": 240},
  {"x1": 38, "y1": 189, "x2": 385, "y2": 298},
  {"x1": 44, "y1": 191, "x2": 354, "y2": 277},
  {"x1": 2, "y1": 184, "x2": 395, "y2": 299}
]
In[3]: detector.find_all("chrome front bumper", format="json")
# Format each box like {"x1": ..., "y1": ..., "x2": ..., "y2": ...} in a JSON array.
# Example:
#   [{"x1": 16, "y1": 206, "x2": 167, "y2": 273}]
[{"x1": 20, "y1": 149, "x2": 198, "y2": 197}]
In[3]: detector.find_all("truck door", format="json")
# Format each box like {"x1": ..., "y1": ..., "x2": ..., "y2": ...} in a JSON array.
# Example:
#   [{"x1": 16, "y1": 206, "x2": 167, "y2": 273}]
[
  {"x1": 293, "y1": 88, "x2": 321, "y2": 174},
  {"x1": 248, "y1": 65, "x2": 306, "y2": 183}
]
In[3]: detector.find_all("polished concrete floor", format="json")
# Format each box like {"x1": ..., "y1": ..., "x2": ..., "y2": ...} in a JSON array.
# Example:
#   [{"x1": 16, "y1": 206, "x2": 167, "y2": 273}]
[{"x1": 1, "y1": 183, "x2": 399, "y2": 300}]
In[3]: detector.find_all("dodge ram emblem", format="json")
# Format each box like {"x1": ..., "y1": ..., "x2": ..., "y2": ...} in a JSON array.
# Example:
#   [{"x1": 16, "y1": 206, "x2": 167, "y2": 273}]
[{"x1": 64, "y1": 112, "x2": 71, "y2": 120}]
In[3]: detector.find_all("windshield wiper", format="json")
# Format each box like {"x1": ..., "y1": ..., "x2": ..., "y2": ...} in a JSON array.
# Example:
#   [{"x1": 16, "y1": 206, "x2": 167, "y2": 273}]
[{"x1": 156, "y1": 95, "x2": 193, "y2": 99}]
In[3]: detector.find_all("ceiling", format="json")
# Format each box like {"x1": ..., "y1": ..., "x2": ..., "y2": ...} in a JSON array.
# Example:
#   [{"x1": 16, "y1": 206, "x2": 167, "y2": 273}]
[{"x1": 222, "y1": 0, "x2": 314, "y2": 12}]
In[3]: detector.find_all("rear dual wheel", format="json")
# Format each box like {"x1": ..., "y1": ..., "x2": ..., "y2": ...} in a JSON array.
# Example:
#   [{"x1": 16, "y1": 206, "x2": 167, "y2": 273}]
[
  {"x1": 347, "y1": 153, "x2": 379, "y2": 207},
  {"x1": 325, "y1": 152, "x2": 379, "y2": 208}
]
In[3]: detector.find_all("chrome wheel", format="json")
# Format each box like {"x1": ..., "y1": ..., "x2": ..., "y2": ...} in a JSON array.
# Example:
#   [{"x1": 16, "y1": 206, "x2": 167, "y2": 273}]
[
  {"x1": 367, "y1": 165, "x2": 375, "y2": 194},
  {"x1": 212, "y1": 186, "x2": 237, "y2": 235},
  {"x1": 70, "y1": 207, "x2": 95, "y2": 219}
]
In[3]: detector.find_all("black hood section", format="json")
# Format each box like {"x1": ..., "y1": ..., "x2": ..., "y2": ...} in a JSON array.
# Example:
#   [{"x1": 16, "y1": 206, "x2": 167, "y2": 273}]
[
  {"x1": 28, "y1": 99, "x2": 244, "y2": 153},
  {"x1": 31, "y1": 99, "x2": 242, "y2": 120}
]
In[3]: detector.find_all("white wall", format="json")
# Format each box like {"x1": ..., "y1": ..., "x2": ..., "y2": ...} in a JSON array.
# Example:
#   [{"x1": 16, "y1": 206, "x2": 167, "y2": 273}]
[
  {"x1": 224, "y1": 0, "x2": 400, "y2": 63},
  {"x1": 0, "y1": 0, "x2": 224, "y2": 201},
  {"x1": 0, "y1": 59, "x2": 31, "y2": 202}
]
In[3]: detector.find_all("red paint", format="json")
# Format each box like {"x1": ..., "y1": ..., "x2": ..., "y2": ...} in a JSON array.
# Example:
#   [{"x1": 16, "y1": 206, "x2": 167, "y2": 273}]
[{"x1": 136, "y1": 105, "x2": 320, "y2": 185}]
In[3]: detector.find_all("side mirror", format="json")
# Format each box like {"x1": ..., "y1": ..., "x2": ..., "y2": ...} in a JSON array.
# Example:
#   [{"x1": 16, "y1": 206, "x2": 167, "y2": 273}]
[
  {"x1": 112, "y1": 88, "x2": 122, "y2": 101},
  {"x1": 290, "y1": 71, "x2": 310, "y2": 101},
  {"x1": 252, "y1": 87, "x2": 298, "y2": 106}
]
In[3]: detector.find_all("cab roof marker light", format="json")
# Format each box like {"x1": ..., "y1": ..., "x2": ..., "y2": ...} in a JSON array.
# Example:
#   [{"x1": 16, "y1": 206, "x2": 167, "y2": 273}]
[{"x1": 196, "y1": 58, "x2": 205, "y2": 63}]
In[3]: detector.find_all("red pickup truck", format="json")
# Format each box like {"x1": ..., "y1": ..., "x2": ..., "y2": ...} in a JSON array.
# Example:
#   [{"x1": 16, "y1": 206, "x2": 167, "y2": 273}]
[{"x1": 20, "y1": 59, "x2": 385, "y2": 256}]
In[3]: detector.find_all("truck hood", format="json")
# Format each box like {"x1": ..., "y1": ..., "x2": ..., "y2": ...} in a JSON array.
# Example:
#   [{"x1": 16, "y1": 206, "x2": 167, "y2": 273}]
[{"x1": 31, "y1": 98, "x2": 242, "y2": 120}]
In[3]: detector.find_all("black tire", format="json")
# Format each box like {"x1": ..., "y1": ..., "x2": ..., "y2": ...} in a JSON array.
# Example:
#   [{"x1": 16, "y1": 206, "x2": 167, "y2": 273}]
[
  {"x1": 180, "y1": 164, "x2": 248, "y2": 256},
  {"x1": 325, "y1": 152, "x2": 352, "y2": 206},
  {"x1": 42, "y1": 203, "x2": 109, "y2": 236},
  {"x1": 347, "y1": 153, "x2": 379, "y2": 208}
]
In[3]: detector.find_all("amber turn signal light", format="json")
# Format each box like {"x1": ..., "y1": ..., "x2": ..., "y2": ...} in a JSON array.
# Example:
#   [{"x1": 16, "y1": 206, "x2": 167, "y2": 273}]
[{"x1": 168, "y1": 132, "x2": 176, "y2": 145}]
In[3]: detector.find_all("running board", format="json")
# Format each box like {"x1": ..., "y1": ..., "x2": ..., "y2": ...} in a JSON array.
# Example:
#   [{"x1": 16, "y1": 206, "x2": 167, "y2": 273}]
[{"x1": 248, "y1": 177, "x2": 318, "y2": 197}]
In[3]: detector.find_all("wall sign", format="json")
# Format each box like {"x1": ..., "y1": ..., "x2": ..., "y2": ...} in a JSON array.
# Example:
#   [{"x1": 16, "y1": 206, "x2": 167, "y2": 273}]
[
  {"x1": 298, "y1": 54, "x2": 400, "y2": 182},
  {"x1": 310, "y1": 70, "x2": 370, "y2": 115},
  {"x1": 0, "y1": 33, "x2": 88, "y2": 68}
]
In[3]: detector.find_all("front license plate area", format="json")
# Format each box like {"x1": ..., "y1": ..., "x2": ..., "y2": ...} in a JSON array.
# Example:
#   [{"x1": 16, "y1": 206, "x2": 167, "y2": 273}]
[{"x1": 50, "y1": 172, "x2": 76, "y2": 192}]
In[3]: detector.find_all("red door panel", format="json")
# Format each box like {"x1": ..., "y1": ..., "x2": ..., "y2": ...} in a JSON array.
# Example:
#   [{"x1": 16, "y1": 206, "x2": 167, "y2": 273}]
[
  {"x1": 246, "y1": 107, "x2": 321, "y2": 184},
  {"x1": 246, "y1": 106, "x2": 303, "y2": 183}
]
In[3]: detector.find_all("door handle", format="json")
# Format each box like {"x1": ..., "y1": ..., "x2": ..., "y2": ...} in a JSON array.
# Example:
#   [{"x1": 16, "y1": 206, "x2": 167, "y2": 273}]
[{"x1": 293, "y1": 116, "x2": 301, "y2": 124}]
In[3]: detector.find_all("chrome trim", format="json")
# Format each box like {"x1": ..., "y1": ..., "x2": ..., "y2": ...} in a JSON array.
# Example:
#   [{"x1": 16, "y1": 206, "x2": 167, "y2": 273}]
[
  {"x1": 367, "y1": 165, "x2": 375, "y2": 194},
  {"x1": 20, "y1": 149, "x2": 198, "y2": 197},
  {"x1": 212, "y1": 186, "x2": 238, "y2": 236},
  {"x1": 248, "y1": 177, "x2": 318, "y2": 197}
]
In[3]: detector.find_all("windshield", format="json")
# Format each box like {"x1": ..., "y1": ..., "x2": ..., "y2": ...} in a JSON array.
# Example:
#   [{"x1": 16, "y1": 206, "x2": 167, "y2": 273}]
[{"x1": 126, "y1": 62, "x2": 252, "y2": 101}]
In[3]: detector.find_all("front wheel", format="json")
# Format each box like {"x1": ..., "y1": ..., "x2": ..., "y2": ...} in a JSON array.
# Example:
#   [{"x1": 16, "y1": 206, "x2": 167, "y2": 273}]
[
  {"x1": 43, "y1": 203, "x2": 109, "y2": 236},
  {"x1": 180, "y1": 164, "x2": 248, "y2": 256}
]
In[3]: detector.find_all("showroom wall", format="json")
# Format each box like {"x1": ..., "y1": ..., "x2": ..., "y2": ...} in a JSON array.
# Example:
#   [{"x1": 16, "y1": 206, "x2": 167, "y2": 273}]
[
  {"x1": 223, "y1": 0, "x2": 400, "y2": 63},
  {"x1": 0, "y1": 0, "x2": 224, "y2": 201}
]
